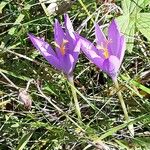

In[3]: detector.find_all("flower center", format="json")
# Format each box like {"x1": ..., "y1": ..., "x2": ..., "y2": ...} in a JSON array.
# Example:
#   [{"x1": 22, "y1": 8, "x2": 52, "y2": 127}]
[
  {"x1": 53, "y1": 39, "x2": 68, "y2": 55},
  {"x1": 96, "y1": 39, "x2": 111, "y2": 59}
]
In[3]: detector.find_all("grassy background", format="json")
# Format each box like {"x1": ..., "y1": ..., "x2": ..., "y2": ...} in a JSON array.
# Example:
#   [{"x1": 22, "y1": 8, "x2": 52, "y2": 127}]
[{"x1": 0, "y1": 0, "x2": 150, "y2": 149}]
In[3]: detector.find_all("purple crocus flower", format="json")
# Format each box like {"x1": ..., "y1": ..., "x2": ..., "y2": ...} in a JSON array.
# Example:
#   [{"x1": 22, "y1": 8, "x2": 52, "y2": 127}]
[
  {"x1": 79, "y1": 20, "x2": 125, "y2": 81},
  {"x1": 28, "y1": 14, "x2": 80, "y2": 76}
]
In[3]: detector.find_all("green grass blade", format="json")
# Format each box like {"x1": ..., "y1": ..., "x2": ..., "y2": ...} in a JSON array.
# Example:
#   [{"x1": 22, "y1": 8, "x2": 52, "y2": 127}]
[
  {"x1": 99, "y1": 114, "x2": 149, "y2": 140},
  {"x1": 0, "y1": 1, "x2": 11, "y2": 13},
  {"x1": 8, "y1": 13, "x2": 25, "y2": 35},
  {"x1": 121, "y1": 75, "x2": 150, "y2": 94},
  {"x1": 78, "y1": 0, "x2": 94, "y2": 23},
  {"x1": 0, "y1": 68, "x2": 31, "y2": 81},
  {"x1": 16, "y1": 131, "x2": 34, "y2": 150}
]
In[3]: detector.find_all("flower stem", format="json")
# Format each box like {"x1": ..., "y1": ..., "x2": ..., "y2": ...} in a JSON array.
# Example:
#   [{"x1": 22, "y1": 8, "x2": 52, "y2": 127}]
[
  {"x1": 67, "y1": 75, "x2": 82, "y2": 121},
  {"x1": 113, "y1": 79, "x2": 134, "y2": 136}
]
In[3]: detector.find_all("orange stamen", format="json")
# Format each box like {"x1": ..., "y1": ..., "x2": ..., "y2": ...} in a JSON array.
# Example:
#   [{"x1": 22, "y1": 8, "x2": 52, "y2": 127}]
[
  {"x1": 52, "y1": 39, "x2": 68, "y2": 56},
  {"x1": 103, "y1": 48, "x2": 109, "y2": 59},
  {"x1": 96, "y1": 39, "x2": 111, "y2": 59},
  {"x1": 60, "y1": 39, "x2": 68, "y2": 55}
]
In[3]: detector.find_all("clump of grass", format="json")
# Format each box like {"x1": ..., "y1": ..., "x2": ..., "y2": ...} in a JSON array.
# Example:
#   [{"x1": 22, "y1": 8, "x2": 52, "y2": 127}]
[{"x1": 0, "y1": 0, "x2": 150, "y2": 149}]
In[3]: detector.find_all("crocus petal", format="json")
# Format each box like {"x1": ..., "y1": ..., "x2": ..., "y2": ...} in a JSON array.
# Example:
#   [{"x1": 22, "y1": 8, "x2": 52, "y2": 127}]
[
  {"x1": 65, "y1": 31, "x2": 76, "y2": 54},
  {"x1": 28, "y1": 33, "x2": 61, "y2": 70},
  {"x1": 79, "y1": 35, "x2": 103, "y2": 58},
  {"x1": 102, "y1": 55, "x2": 120, "y2": 80},
  {"x1": 61, "y1": 54, "x2": 75, "y2": 75},
  {"x1": 73, "y1": 38, "x2": 81, "y2": 53},
  {"x1": 45, "y1": 55, "x2": 61, "y2": 71},
  {"x1": 118, "y1": 35, "x2": 126, "y2": 64},
  {"x1": 70, "y1": 39, "x2": 81, "y2": 60},
  {"x1": 64, "y1": 14, "x2": 77, "y2": 54},
  {"x1": 108, "y1": 19, "x2": 122, "y2": 57},
  {"x1": 54, "y1": 19, "x2": 65, "y2": 57},
  {"x1": 28, "y1": 33, "x2": 56, "y2": 57},
  {"x1": 80, "y1": 36, "x2": 99, "y2": 58},
  {"x1": 79, "y1": 36, "x2": 104, "y2": 69},
  {"x1": 70, "y1": 39, "x2": 81, "y2": 66},
  {"x1": 64, "y1": 14, "x2": 75, "y2": 40},
  {"x1": 95, "y1": 23, "x2": 107, "y2": 45}
]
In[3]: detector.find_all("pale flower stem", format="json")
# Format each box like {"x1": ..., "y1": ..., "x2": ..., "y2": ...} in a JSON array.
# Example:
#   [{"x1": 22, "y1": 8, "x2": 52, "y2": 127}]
[
  {"x1": 114, "y1": 79, "x2": 129, "y2": 121},
  {"x1": 113, "y1": 78, "x2": 134, "y2": 136},
  {"x1": 67, "y1": 75, "x2": 82, "y2": 121}
]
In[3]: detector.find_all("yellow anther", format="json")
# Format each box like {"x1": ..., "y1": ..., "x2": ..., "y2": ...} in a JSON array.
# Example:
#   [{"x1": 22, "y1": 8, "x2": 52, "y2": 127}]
[
  {"x1": 103, "y1": 48, "x2": 109, "y2": 59},
  {"x1": 52, "y1": 39, "x2": 68, "y2": 55},
  {"x1": 60, "y1": 39, "x2": 68, "y2": 55},
  {"x1": 96, "y1": 39, "x2": 111, "y2": 59}
]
